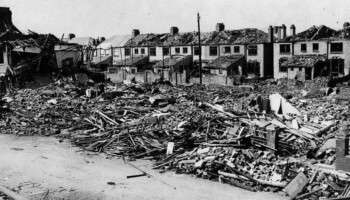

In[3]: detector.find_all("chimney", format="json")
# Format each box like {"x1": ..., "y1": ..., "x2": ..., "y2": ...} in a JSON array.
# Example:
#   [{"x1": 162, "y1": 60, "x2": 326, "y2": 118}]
[
  {"x1": 277, "y1": 27, "x2": 282, "y2": 40},
  {"x1": 215, "y1": 23, "x2": 225, "y2": 32},
  {"x1": 132, "y1": 29, "x2": 140, "y2": 38},
  {"x1": 281, "y1": 24, "x2": 287, "y2": 39},
  {"x1": 69, "y1": 33, "x2": 76, "y2": 40},
  {"x1": 170, "y1": 26, "x2": 179, "y2": 35},
  {"x1": 290, "y1": 24, "x2": 296, "y2": 37},
  {"x1": 268, "y1": 25, "x2": 274, "y2": 43}
]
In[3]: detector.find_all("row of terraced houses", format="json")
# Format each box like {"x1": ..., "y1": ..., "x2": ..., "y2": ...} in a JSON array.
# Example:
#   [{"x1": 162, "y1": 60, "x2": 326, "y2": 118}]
[{"x1": 89, "y1": 22, "x2": 350, "y2": 84}]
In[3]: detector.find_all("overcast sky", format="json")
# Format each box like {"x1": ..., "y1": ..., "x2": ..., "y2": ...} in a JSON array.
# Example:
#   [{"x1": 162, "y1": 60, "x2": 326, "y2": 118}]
[{"x1": 2, "y1": 0, "x2": 350, "y2": 38}]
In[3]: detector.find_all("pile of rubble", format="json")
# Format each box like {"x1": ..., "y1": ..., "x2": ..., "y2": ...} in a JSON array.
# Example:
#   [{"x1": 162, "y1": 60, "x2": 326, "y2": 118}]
[{"x1": 1, "y1": 77, "x2": 350, "y2": 199}]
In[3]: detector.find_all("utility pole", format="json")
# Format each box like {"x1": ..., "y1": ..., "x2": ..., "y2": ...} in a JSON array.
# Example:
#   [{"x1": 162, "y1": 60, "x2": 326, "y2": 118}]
[{"x1": 197, "y1": 12, "x2": 202, "y2": 84}]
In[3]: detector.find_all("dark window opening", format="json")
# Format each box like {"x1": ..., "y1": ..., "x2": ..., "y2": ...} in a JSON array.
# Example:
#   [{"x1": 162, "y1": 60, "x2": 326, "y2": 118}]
[
  {"x1": 131, "y1": 68, "x2": 136, "y2": 74},
  {"x1": 248, "y1": 45, "x2": 258, "y2": 56},
  {"x1": 301, "y1": 44, "x2": 307, "y2": 52},
  {"x1": 219, "y1": 69, "x2": 223, "y2": 74},
  {"x1": 224, "y1": 46, "x2": 231, "y2": 54},
  {"x1": 279, "y1": 58, "x2": 288, "y2": 72},
  {"x1": 247, "y1": 61, "x2": 260, "y2": 75},
  {"x1": 290, "y1": 67, "x2": 294, "y2": 71},
  {"x1": 150, "y1": 47, "x2": 156, "y2": 56},
  {"x1": 209, "y1": 46, "x2": 218, "y2": 56},
  {"x1": 0, "y1": 48, "x2": 3, "y2": 64},
  {"x1": 134, "y1": 48, "x2": 139, "y2": 54},
  {"x1": 331, "y1": 43, "x2": 343, "y2": 53},
  {"x1": 313, "y1": 43, "x2": 319, "y2": 52},
  {"x1": 163, "y1": 47, "x2": 170, "y2": 56},
  {"x1": 280, "y1": 44, "x2": 291, "y2": 54},
  {"x1": 141, "y1": 48, "x2": 145, "y2": 54},
  {"x1": 194, "y1": 46, "x2": 200, "y2": 55},
  {"x1": 234, "y1": 46, "x2": 240, "y2": 53},
  {"x1": 125, "y1": 48, "x2": 131, "y2": 56},
  {"x1": 299, "y1": 67, "x2": 302, "y2": 71},
  {"x1": 183, "y1": 47, "x2": 188, "y2": 54},
  {"x1": 175, "y1": 47, "x2": 180, "y2": 54}
]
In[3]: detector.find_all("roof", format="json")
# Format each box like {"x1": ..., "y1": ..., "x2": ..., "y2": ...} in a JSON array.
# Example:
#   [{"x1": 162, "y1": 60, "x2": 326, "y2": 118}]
[
  {"x1": 114, "y1": 55, "x2": 149, "y2": 66},
  {"x1": 68, "y1": 37, "x2": 94, "y2": 46},
  {"x1": 153, "y1": 55, "x2": 192, "y2": 67},
  {"x1": 92, "y1": 55, "x2": 112, "y2": 65},
  {"x1": 281, "y1": 55, "x2": 327, "y2": 68},
  {"x1": 206, "y1": 55, "x2": 245, "y2": 69},
  {"x1": 282, "y1": 25, "x2": 338, "y2": 42},
  {"x1": 123, "y1": 28, "x2": 270, "y2": 47},
  {"x1": 98, "y1": 35, "x2": 131, "y2": 49}
]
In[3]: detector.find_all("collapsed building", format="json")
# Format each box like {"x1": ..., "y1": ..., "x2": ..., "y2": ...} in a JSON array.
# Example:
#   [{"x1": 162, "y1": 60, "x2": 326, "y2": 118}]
[{"x1": 0, "y1": 7, "x2": 61, "y2": 90}]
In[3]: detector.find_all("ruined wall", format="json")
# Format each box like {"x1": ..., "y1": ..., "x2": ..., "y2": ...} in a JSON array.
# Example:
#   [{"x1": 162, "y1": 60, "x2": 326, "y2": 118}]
[
  {"x1": 247, "y1": 44, "x2": 265, "y2": 77},
  {"x1": 273, "y1": 42, "x2": 293, "y2": 79},
  {"x1": 190, "y1": 74, "x2": 234, "y2": 86}
]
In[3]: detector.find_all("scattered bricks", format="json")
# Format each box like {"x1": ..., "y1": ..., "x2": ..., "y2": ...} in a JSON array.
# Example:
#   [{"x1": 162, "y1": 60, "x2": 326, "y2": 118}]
[{"x1": 284, "y1": 172, "x2": 308, "y2": 199}]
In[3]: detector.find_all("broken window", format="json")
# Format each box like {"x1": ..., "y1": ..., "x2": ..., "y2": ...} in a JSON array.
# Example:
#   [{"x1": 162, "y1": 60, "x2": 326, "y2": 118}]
[
  {"x1": 331, "y1": 42, "x2": 343, "y2": 53},
  {"x1": 234, "y1": 46, "x2": 240, "y2": 53},
  {"x1": 163, "y1": 47, "x2": 170, "y2": 56},
  {"x1": 313, "y1": 43, "x2": 319, "y2": 52},
  {"x1": 183, "y1": 47, "x2": 188, "y2": 54},
  {"x1": 280, "y1": 44, "x2": 291, "y2": 54},
  {"x1": 248, "y1": 45, "x2": 258, "y2": 56},
  {"x1": 125, "y1": 48, "x2": 131, "y2": 56},
  {"x1": 141, "y1": 48, "x2": 145, "y2": 54},
  {"x1": 150, "y1": 47, "x2": 156, "y2": 56},
  {"x1": 134, "y1": 48, "x2": 139, "y2": 54},
  {"x1": 209, "y1": 46, "x2": 218, "y2": 56},
  {"x1": 194, "y1": 46, "x2": 200, "y2": 55},
  {"x1": 301, "y1": 44, "x2": 307, "y2": 52},
  {"x1": 224, "y1": 46, "x2": 231, "y2": 54},
  {"x1": 279, "y1": 58, "x2": 288, "y2": 72},
  {"x1": 175, "y1": 47, "x2": 180, "y2": 54}
]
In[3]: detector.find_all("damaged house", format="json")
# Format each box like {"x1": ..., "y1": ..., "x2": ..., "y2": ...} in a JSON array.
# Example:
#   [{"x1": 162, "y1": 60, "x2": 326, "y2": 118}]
[
  {"x1": 0, "y1": 7, "x2": 59, "y2": 89},
  {"x1": 274, "y1": 23, "x2": 350, "y2": 80}
]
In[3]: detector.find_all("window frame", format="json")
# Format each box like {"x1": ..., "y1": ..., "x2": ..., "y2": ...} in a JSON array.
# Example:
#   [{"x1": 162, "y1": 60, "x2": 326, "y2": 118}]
[
  {"x1": 162, "y1": 47, "x2": 170, "y2": 56},
  {"x1": 234, "y1": 46, "x2": 240, "y2": 53},
  {"x1": 312, "y1": 43, "x2": 319, "y2": 52},
  {"x1": 125, "y1": 48, "x2": 131, "y2": 56},
  {"x1": 330, "y1": 42, "x2": 343, "y2": 54},
  {"x1": 224, "y1": 46, "x2": 231, "y2": 54},
  {"x1": 194, "y1": 46, "x2": 200, "y2": 56},
  {"x1": 134, "y1": 48, "x2": 139, "y2": 54},
  {"x1": 280, "y1": 44, "x2": 291, "y2": 54},
  {"x1": 149, "y1": 47, "x2": 156, "y2": 56},
  {"x1": 301, "y1": 43, "x2": 307, "y2": 53},
  {"x1": 248, "y1": 45, "x2": 258, "y2": 56},
  {"x1": 175, "y1": 47, "x2": 180, "y2": 54},
  {"x1": 209, "y1": 46, "x2": 218, "y2": 56},
  {"x1": 141, "y1": 48, "x2": 145, "y2": 54},
  {"x1": 182, "y1": 47, "x2": 188, "y2": 54}
]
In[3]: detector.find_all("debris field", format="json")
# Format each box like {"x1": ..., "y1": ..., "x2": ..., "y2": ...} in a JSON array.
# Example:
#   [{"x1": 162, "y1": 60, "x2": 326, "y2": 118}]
[{"x1": 1, "y1": 77, "x2": 350, "y2": 200}]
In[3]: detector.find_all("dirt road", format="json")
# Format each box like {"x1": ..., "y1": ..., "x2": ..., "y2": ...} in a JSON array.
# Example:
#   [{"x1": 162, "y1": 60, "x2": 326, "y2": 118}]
[{"x1": 0, "y1": 135, "x2": 286, "y2": 200}]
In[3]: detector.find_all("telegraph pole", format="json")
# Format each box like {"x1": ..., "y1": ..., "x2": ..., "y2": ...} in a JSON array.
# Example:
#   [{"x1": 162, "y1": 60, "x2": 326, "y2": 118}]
[{"x1": 197, "y1": 12, "x2": 202, "y2": 84}]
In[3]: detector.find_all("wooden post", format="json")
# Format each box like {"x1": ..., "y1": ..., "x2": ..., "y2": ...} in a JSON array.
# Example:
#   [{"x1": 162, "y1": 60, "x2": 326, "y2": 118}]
[{"x1": 197, "y1": 13, "x2": 202, "y2": 84}]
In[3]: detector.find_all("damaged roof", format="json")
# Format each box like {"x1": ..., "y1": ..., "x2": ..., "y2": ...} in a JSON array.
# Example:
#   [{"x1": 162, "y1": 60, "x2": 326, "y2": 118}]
[
  {"x1": 206, "y1": 55, "x2": 245, "y2": 69},
  {"x1": 281, "y1": 54, "x2": 327, "y2": 68},
  {"x1": 154, "y1": 55, "x2": 192, "y2": 67},
  {"x1": 114, "y1": 55, "x2": 149, "y2": 66},
  {"x1": 98, "y1": 35, "x2": 131, "y2": 49},
  {"x1": 123, "y1": 28, "x2": 270, "y2": 47}
]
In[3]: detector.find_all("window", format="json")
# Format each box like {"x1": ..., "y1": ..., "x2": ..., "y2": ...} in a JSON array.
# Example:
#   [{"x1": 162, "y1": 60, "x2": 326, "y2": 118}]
[
  {"x1": 175, "y1": 47, "x2": 180, "y2": 54},
  {"x1": 194, "y1": 46, "x2": 200, "y2": 55},
  {"x1": 134, "y1": 48, "x2": 139, "y2": 54},
  {"x1": 141, "y1": 48, "x2": 145, "y2": 54},
  {"x1": 105, "y1": 50, "x2": 109, "y2": 56},
  {"x1": 248, "y1": 45, "x2": 258, "y2": 56},
  {"x1": 183, "y1": 47, "x2": 188, "y2": 54},
  {"x1": 150, "y1": 47, "x2": 156, "y2": 56},
  {"x1": 224, "y1": 46, "x2": 231, "y2": 54},
  {"x1": 279, "y1": 58, "x2": 288, "y2": 72},
  {"x1": 301, "y1": 43, "x2": 307, "y2": 52},
  {"x1": 113, "y1": 49, "x2": 119, "y2": 56},
  {"x1": 280, "y1": 44, "x2": 291, "y2": 54},
  {"x1": 131, "y1": 68, "x2": 136, "y2": 74},
  {"x1": 234, "y1": 46, "x2": 240, "y2": 53},
  {"x1": 331, "y1": 42, "x2": 343, "y2": 53},
  {"x1": 209, "y1": 46, "x2": 218, "y2": 56},
  {"x1": 125, "y1": 48, "x2": 131, "y2": 56},
  {"x1": 313, "y1": 43, "x2": 319, "y2": 52},
  {"x1": 299, "y1": 67, "x2": 302, "y2": 71},
  {"x1": 290, "y1": 67, "x2": 294, "y2": 71},
  {"x1": 163, "y1": 47, "x2": 169, "y2": 56},
  {"x1": 0, "y1": 50, "x2": 3, "y2": 64},
  {"x1": 219, "y1": 69, "x2": 223, "y2": 74},
  {"x1": 93, "y1": 50, "x2": 97, "y2": 57}
]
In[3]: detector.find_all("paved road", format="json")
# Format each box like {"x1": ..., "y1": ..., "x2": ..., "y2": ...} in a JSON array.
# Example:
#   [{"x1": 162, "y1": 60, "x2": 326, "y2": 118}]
[{"x1": 0, "y1": 135, "x2": 286, "y2": 200}]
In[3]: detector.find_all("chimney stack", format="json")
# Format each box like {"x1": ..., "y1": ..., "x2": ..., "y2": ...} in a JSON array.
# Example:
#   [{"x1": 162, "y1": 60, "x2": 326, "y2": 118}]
[
  {"x1": 290, "y1": 24, "x2": 296, "y2": 37},
  {"x1": 68, "y1": 33, "x2": 76, "y2": 40},
  {"x1": 170, "y1": 26, "x2": 179, "y2": 35},
  {"x1": 132, "y1": 29, "x2": 140, "y2": 38},
  {"x1": 281, "y1": 24, "x2": 287, "y2": 39},
  {"x1": 277, "y1": 27, "x2": 282, "y2": 40},
  {"x1": 268, "y1": 25, "x2": 274, "y2": 43},
  {"x1": 215, "y1": 23, "x2": 225, "y2": 32}
]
